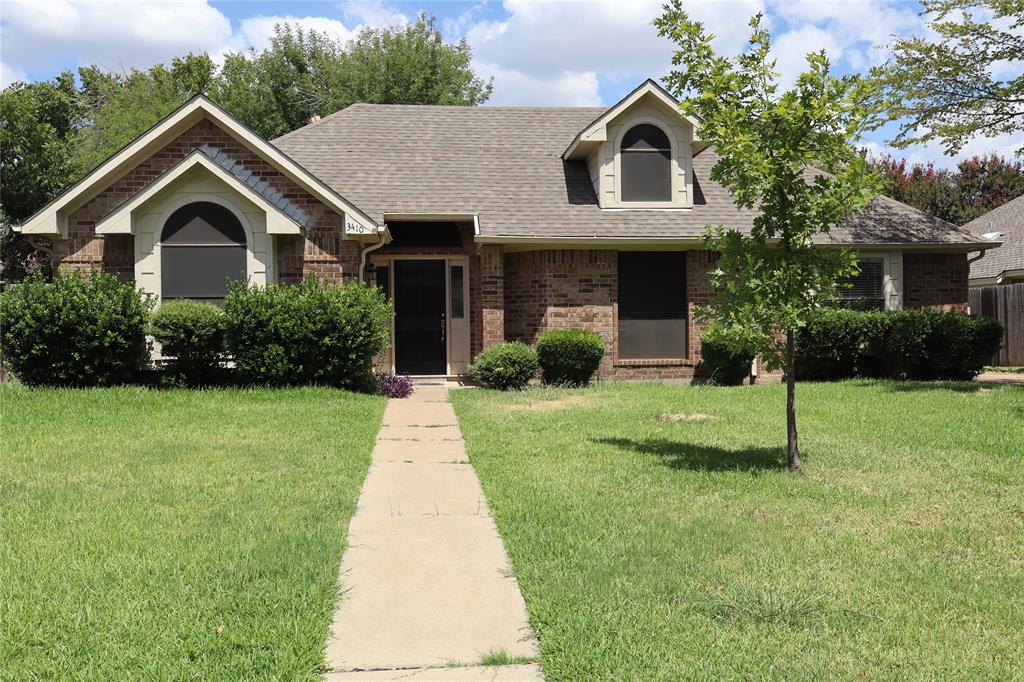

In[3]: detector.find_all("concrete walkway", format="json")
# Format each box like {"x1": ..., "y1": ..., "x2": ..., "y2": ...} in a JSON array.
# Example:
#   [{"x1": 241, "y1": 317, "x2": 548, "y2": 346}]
[{"x1": 323, "y1": 387, "x2": 542, "y2": 681}]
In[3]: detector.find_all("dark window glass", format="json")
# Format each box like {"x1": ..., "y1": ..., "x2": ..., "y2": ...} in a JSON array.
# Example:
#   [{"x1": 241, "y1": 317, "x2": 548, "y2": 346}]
[
  {"x1": 450, "y1": 265, "x2": 464, "y2": 319},
  {"x1": 621, "y1": 124, "x2": 672, "y2": 202},
  {"x1": 161, "y1": 202, "x2": 246, "y2": 304},
  {"x1": 617, "y1": 252, "x2": 687, "y2": 359},
  {"x1": 375, "y1": 266, "x2": 391, "y2": 299},
  {"x1": 840, "y1": 259, "x2": 885, "y2": 310}
]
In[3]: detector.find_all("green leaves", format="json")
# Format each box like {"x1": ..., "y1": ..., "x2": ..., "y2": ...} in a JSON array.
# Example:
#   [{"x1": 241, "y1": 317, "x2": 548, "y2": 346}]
[{"x1": 883, "y1": 0, "x2": 1024, "y2": 156}]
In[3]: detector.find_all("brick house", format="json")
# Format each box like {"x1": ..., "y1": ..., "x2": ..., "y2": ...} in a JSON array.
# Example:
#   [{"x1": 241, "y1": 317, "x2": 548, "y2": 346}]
[{"x1": 16, "y1": 81, "x2": 996, "y2": 379}]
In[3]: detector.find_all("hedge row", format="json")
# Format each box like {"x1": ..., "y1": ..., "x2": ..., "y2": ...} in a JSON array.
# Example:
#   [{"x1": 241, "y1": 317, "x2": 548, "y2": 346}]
[
  {"x1": 0, "y1": 272, "x2": 392, "y2": 389},
  {"x1": 796, "y1": 308, "x2": 1003, "y2": 381}
]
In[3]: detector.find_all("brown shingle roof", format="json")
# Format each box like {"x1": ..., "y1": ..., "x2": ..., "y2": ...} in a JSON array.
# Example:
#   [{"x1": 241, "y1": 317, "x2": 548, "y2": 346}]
[
  {"x1": 273, "y1": 103, "x2": 987, "y2": 247},
  {"x1": 963, "y1": 194, "x2": 1024, "y2": 280}
]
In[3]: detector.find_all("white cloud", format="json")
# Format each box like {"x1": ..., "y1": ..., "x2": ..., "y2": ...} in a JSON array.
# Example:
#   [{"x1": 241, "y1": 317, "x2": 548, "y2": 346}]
[
  {"x1": 474, "y1": 62, "x2": 601, "y2": 106},
  {"x1": 340, "y1": 0, "x2": 410, "y2": 28},
  {"x1": 771, "y1": 24, "x2": 845, "y2": 89},
  {"x1": 1, "y1": 0, "x2": 232, "y2": 74},
  {"x1": 1, "y1": 61, "x2": 28, "y2": 88}
]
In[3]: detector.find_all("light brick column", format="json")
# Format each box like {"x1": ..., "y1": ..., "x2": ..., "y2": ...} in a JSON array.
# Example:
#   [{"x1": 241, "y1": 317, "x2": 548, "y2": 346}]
[{"x1": 479, "y1": 244, "x2": 505, "y2": 348}]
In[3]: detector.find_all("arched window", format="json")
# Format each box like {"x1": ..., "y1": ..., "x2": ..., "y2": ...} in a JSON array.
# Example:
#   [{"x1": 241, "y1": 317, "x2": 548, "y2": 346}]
[
  {"x1": 620, "y1": 124, "x2": 672, "y2": 202},
  {"x1": 161, "y1": 201, "x2": 246, "y2": 304}
]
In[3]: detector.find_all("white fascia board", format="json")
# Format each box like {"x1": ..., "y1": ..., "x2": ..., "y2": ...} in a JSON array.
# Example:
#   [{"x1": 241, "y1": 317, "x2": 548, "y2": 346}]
[
  {"x1": 563, "y1": 80, "x2": 700, "y2": 160},
  {"x1": 18, "y1": 95, "x2": 378, "y2": 237},
  {"x1": 95, "y1": 151, "x2": 302, "y2": 236}
]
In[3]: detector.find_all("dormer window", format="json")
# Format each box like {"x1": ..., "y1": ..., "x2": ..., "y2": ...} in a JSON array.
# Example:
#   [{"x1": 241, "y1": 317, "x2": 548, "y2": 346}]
[{"x1": 620, "y1": 124, "x2": 672, "y2": 202}]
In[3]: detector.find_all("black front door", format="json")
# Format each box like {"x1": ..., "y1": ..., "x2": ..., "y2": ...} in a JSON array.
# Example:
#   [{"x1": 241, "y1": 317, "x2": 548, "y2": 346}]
[{"x1": 394, "y1": 260, "x2": 447, "y2": 375}]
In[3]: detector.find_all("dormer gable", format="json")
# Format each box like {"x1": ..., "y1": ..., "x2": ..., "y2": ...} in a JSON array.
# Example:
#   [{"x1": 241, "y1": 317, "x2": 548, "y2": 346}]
[{"x1": 563, "y1": 79, "x2": 704, "y2": 210}]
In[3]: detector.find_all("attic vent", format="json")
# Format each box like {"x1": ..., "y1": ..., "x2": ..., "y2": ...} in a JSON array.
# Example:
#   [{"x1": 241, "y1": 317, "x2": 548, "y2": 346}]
[{"x1": 982, "y1": 231, "x2": 1004, "y2": 240}]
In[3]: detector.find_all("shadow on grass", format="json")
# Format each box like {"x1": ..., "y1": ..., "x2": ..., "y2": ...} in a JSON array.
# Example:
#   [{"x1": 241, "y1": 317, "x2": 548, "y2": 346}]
[
  {"x1": 593, "y1": 437, "x2": 785, "y2": 473},
  {"x1": 849, "y1": 379, "x2": 986, "y2": 394}
]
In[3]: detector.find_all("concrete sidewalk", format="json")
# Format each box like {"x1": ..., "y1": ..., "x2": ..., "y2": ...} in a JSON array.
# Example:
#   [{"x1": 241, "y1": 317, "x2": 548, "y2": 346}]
[{"x1": 323, "y1": 387, "x2": 542, "y2": 681}]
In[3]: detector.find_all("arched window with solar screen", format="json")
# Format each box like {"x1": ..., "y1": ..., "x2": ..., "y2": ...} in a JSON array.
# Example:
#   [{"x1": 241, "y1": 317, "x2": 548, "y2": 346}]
[
  {"x1": 160, "y1": 202, "x2": 247, "y2": 304},
  {"x1": 620, "y1": 124, "x2": 672, "y2": 203}
]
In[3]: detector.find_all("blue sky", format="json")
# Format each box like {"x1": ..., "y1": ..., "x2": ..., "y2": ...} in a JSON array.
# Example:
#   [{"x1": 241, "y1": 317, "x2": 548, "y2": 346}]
[{"x1": 2, "y1": 0, "x2": 1020, "y2": 164}]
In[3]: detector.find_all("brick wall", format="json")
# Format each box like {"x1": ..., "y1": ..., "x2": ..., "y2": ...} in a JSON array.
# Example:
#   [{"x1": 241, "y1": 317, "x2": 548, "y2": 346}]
[
  {"x1": 502, "y1": 249, "x2": 718, "y2": 379},
  {"x1": 55, "y1": 117, "x2": 358, "y2": 283},
  {"x1": 903, "y1": 252, "x2": 969, "y2": 312}
]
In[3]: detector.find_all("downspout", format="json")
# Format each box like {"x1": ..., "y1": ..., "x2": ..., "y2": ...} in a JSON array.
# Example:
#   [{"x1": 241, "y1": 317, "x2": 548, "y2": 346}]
[
  {"x1": 359, "y1": 226, "x2": 392, "y2": 281},
  {"x1": 967, "y1": 249, "x2": 988, "y2": 267}
]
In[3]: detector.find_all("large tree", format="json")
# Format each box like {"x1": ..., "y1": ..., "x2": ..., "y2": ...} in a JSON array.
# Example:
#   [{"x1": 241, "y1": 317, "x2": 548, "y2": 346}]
[
  {"x1": 884, "y1": 0, "x2": 1024, "y2": 156},
  {"x1": 655, "y1": 3, "x2": 883, "y2": 470},
  {"x1": 212, "y1": 14, "x2": 492, "y2": 139},
  {"x1": 0, "y1": 73, "x2": 84, "y2": 280},
  {"x1": 871, "y1": 153, "x2": 1024, "y2": 224}
]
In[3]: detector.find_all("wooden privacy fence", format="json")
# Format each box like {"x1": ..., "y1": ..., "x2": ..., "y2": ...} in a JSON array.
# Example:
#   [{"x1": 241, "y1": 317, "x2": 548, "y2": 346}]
[{"x1": 970, "y1": 282, "x2": 1024, "y2": 366}]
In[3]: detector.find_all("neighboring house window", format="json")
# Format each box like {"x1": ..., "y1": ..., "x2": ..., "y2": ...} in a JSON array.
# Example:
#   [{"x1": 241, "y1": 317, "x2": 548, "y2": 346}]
[
  {"x1": 620, "y1": 124, "x2": 672, "y2": 202},
  {"x1": 161, "y1": 201, "x2": 246, "y2": 304},
  {"x1": 840, "y1": 258, "x2": 885, "y2": 310},
  {"x1": 617, "y1": 252, "x2": 687, "y2": 359}
]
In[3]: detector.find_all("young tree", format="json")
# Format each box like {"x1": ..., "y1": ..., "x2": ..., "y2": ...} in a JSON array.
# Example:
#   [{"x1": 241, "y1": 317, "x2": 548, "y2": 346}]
[
  {"x1": 655, "y1": 3, "x2": 883, "y2": 470},
  {"x1": 884, "y1": 0, "x2": 1024, "y2": 156}
]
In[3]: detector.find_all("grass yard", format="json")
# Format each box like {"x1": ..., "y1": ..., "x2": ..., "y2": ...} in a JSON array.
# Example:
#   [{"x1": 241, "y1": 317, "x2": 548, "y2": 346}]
[
  {"x1": 452, "y1": 380, "x2": 1024, "y2": 681},
  {"x1": 1, "y1": 386, "x2": 384, "y2": 680}
]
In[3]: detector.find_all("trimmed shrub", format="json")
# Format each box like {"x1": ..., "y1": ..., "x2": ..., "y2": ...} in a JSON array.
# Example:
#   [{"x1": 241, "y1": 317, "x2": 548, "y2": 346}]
[
  {"x1": 470, "y1": 342, "x2": 538, "y2": 390},
  {"x1": 150, "y1": 300, "x2": 227, "y2": 385},
  {"x1": 925, "y1": 312, "x2": 1003, "y2": 380},
  {"x1": 699, "y1": 326, "x2": 756, "y2": 386},
  {"x1": 377, "y1": 372, "x2": 414, "y2": 398},
  {"x1": 797, "y1": 308, "x2": 1003, "y2": 381},
  {"x1": 223, "y1": 277, "x2": 391, "y2": 390},
  {"x1": 0, "y1": 270, "x2": 153, "y2": 386},
  {"x1": 535, "y1": 328, "x2": 605, "y2": 386}
]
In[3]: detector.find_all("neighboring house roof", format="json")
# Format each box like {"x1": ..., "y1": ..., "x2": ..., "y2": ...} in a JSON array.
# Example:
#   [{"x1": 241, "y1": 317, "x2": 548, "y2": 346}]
[
  {"x1": 16, "y1": 95, "x2": 377, "y2": 237},
  {"x1": 274, "y1": 103, "x2": 988, "y2": 248},
  {"x1": 963, "y1": 194, "x2": 1024, "y2": 283}
]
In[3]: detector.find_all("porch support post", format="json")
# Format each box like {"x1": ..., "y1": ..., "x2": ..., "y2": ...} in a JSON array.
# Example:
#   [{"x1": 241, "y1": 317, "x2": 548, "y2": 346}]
[{"x1": 480, "y1": 244, "x2": 505, "y2": 348}]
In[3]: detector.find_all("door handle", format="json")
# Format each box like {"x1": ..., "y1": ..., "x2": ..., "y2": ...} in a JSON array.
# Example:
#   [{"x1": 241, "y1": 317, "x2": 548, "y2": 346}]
[{"x1": 441, "y1": 312, "x2": 446, "y2": 343}]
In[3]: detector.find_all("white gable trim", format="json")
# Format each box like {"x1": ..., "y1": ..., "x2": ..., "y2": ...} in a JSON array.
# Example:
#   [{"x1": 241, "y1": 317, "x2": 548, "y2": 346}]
[
  {"x1": 96, "y1": 151, "x2": 303, "y2": 236},
  {"x1": 563, "y1": 79, "x2": 700, "y2": 160},
  {"x1": 17, "y1": 95, "x2": 378, "y2": 237}
]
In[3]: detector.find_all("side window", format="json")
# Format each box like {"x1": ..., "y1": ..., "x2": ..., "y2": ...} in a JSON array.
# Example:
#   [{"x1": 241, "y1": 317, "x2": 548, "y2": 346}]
[
  {"x1": 450, "y1": 265, "x2": 465, "y2": 319},
  {"x1": 617, "y1": 252, "x2": 687, "y2": 359},
  {"x1": 840, "y1": 259, "x2": 885, "y2": 310},
  {"x1": 621, "y1": 124, "x2": 672, "y2": 202},
  {"x1": 375, "y1": 265, "x2": 391, "y2": 300}
]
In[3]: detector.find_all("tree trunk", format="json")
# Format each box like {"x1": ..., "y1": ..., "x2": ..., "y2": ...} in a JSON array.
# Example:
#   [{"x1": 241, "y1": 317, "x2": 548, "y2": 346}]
[{"x1": 785, "y1": 329, "x2": 801, "y2": 471}]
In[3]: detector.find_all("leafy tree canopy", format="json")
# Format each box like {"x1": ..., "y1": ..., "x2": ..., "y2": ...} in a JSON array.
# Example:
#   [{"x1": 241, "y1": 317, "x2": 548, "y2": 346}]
[
  {"x1": 884, "y1": 0, "x2": 1024, "y2": 156},
  {"x1": 871, "y1": 153, "x2": 1024, "y2": 224},
  {"x1": 655, "y1": 1, "x2": 884, "y2": 469}
]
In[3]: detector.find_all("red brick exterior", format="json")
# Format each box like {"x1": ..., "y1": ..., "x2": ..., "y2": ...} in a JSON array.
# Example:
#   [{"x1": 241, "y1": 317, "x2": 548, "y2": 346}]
[
  {"x1": 903, "y1": 252, "x2": 969, "y2": 312},
  {"x1": 54, "y1": 118, "x2": 358, "y2": 283},
  {"x1": 501, "y1": 249, "x2": 719, "y2": 379}
]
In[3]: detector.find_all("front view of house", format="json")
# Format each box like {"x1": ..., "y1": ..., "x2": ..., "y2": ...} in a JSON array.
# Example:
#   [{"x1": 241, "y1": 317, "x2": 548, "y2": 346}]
[{"x1": 17, "y1": 80, "x2": 997, "y2": 379}]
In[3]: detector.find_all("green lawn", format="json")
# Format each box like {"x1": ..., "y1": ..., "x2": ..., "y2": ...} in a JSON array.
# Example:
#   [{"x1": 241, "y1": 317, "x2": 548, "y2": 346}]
[
  {"x1": 452, "y1": 381, "x2": 1024, "y2": 681},
  {"x1": 1, "y1": 386, "x2": 384, "y2": 680}
]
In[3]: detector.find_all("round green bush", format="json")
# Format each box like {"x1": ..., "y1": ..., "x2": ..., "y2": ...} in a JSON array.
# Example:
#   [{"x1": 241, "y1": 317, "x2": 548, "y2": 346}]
[
  {"x1": 0, "y1": 270, "x2": 153, "y2": 386},
  {"x1": 925, "y1": 312, "x2": 1003, "y2": 380},
  {"x1": 699, "y1": 326, "x2": 755, "y2": 386},
  {"x1": 223, "y1": 277, "x2": 391, "y2": 389},
  {"x1": 469, "y1": 342, "x2": 538, "y2": 390},
  {"x1": 535, "y1": 328, "x2": 604, "y2": 386},
  {"x1": 150, "y1": 300, "x2": 226, "y2": 385}
]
